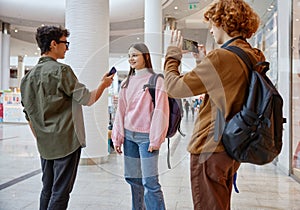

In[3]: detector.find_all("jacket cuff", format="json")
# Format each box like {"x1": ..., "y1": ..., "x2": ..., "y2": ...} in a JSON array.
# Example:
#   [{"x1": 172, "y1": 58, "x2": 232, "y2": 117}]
[{"x1": 166, "y1": 46, "x2": 182, "y2": 61}]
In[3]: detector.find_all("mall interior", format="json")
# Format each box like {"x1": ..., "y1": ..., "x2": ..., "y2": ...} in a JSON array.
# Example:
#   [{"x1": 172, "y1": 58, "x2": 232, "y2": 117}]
[{"x1": 0, "y1": 0, "x2": 300, "y2": 209}]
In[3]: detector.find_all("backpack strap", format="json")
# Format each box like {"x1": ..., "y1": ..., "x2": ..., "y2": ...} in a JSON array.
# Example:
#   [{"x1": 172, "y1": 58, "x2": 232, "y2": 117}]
[
  {"x1": 167, "y1": 137, "x2": 171, "y2": 169},
  {"x1": 226, "y1": 46, "x2": 271, "y2": 76},
  {"x1": 214, "y1": 46, "x2": 255, "y2": 142},
  {"x1": 233, "y1": 172, "x2": 239, "y2": 193},
  {"x1": 145, "y1": 73, "x2": 173, "y2": 169},
  {"x1": 225, "y1": 46, "x2": 253, "y2": 72},
  {"x1": 147, "y1": 73, "x2": 164, "y2": 108}
]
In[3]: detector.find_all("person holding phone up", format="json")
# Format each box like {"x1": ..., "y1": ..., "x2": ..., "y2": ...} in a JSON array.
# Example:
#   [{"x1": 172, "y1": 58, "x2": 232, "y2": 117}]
[{"x1": 163, "y1": 0, "x2": 265, "y2": 209}]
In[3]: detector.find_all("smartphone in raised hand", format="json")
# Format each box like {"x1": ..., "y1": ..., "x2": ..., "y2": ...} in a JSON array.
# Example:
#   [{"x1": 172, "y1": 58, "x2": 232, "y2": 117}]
[
  {"x1": 108, "y1": 67, "x2": 117, "y2": 76},
  {"x1": 182, "y1": 39, "x2": 199, "y2": 53}
]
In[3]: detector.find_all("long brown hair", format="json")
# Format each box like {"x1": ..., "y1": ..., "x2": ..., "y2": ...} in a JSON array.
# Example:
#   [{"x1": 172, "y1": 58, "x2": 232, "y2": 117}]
[{"x1": 122, "y1": 43, "x2": 155, "y2": 88}]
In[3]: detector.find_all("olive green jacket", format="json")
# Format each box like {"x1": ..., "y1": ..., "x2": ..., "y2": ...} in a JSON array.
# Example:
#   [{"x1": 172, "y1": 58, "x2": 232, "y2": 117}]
[{"x1": 21, "y1": 57, "x2": 91, "y2": 159}]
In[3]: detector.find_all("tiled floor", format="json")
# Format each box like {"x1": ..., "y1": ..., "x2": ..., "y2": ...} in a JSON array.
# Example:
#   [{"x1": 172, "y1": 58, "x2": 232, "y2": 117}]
[{"x1": 1, "y1": 115, "x2": 300, "y2": 210}]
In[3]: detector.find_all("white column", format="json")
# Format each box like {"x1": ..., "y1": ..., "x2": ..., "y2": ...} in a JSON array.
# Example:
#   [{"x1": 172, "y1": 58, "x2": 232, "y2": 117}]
[
  {"x1": 144, "y1": 0, "x2": 163, "y2": 72},
  {"x1": 163, "y1": 17, "x2": 176, "y2": 54},
  {"x1": 1, "y1": 22, "x2": 11, "y2": 90},
  {"x1": 65, "y1": 0, "x2": 110, "y2": 163},
  {"x1": 17, "y1": 55, "x2": 25, "y2": 89},
  {"x1": 276, "y1": 0, "x2": 292, "y2": 175},
  {"x1": 163, "y1": 17, "x2": 181, "y2": 73}
]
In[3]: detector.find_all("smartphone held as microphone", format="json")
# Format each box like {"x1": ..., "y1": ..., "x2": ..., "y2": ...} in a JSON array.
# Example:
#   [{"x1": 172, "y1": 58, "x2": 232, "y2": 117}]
[{"x1": 108, "y1": 67, "x2": 117, "y2": 76}]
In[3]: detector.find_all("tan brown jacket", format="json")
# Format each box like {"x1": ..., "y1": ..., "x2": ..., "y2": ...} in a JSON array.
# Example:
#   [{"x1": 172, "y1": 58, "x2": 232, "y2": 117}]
[{"x1": 164, "y1": 38, "x2": 266, "y2": 154}]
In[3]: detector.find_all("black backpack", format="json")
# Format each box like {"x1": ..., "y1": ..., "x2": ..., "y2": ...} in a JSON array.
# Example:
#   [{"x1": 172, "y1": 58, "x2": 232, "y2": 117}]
[
  {"x1": 144, "y1": 73, "x2": 185, "y2": 169},
  {"x1": 220, "y1": 46, "x2": 285, "y2": 165}
]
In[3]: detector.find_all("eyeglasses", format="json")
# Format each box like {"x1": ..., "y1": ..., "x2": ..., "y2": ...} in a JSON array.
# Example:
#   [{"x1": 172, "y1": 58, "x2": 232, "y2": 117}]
[{"x1": 57, "y1": 40, "x2": 70, "y2": 49}]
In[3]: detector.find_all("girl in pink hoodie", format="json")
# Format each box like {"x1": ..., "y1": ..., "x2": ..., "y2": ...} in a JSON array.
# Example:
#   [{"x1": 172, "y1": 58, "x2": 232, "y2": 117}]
[{"x1": 112, "y1": 43, "x2": 169, "y2": 210}]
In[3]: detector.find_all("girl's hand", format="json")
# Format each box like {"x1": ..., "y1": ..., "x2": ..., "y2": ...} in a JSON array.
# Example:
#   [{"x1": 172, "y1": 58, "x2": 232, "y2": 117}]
[
  {"x1": 115, "y1": 145, "x2": 122, "y2": 154},
  {"x1": 148, "y1": 145, "x2": 159, "y2": 153}
]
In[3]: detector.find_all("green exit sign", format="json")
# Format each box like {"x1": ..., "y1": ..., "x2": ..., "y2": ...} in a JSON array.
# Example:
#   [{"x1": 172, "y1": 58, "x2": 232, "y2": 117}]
[{"x1": 189, "y1": 4, "x2": 197, "y2": 9}]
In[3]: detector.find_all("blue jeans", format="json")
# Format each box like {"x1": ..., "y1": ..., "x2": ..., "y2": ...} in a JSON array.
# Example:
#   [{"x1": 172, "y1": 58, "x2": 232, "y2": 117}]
[
  {"x1": 39, "y1": 147, "x2": 81, "y2": 210},
  {"x1": 124, "y1": 130, "x2": 166, "y2": 210}
]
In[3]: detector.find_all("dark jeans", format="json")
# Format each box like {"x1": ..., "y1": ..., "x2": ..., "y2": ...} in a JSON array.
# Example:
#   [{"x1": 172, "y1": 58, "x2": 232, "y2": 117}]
[{"x1": 39, "y1": 147, "x2": 81, "y2": 210}]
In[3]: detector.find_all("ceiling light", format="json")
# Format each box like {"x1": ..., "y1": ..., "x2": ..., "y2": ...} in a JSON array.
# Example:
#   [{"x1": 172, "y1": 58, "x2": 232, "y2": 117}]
[
  {"x1": 174, "y1": 6, "x2": 178, "y2": 10},
  {"x1": 14, "y1": 29, "x2": 18, "y2": 33}
]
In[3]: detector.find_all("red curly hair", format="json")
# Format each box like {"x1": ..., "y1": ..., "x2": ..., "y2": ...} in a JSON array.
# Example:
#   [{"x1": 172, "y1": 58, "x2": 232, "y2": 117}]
[{"x1": 204, "y1": 0, "x2": 260, "y2": 39}]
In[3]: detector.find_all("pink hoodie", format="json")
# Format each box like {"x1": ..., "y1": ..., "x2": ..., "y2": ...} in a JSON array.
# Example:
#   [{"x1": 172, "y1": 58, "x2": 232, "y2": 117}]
[{"x1": 112, "y1": 69, "x2": 169, "y2": 148}]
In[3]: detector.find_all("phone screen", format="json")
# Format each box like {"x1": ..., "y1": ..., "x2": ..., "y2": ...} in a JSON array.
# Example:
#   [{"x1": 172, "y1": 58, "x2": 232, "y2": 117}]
[
  {"x1": 108, "y1": 67, "x2": 117, "y2": 76},
  {"x1": 182, "y1": 39, "x2": 199, "y2": 53}
]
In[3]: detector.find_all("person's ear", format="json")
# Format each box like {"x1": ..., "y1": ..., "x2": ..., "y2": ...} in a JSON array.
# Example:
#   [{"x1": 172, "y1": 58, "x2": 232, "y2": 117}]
[{"x1": 50, "y1": 40, "x2": 57, "y2": 50}]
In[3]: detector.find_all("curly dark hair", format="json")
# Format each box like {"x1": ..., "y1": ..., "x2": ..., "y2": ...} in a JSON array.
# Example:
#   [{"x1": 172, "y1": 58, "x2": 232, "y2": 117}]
[
  {"x1": 204, "y1": 0, "x2": 260, "y2": 39},
  {"x1": 36, "y1": 25, "x2": 70, "y2": 55},
  {"x1": 121, "y1": 43, "x2": 155, "y2": 88}
]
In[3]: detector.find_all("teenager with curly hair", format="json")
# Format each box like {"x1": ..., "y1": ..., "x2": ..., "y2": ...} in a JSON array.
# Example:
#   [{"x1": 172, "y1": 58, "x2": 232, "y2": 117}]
[{"x1": 164, "y1": 0, "x2": 264, "y2": 209}]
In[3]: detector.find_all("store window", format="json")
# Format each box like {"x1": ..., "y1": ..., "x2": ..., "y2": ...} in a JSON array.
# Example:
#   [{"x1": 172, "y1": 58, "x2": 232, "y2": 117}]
[
  {"x1": 252, "y1": 7, "x2": 278, "y2": 86},
  {"x1": 10, "y1": 68, "x2": 18, "y2": 79},
  {"x1": 292, "y1": 0, "x2": 300, "y2": 179}
]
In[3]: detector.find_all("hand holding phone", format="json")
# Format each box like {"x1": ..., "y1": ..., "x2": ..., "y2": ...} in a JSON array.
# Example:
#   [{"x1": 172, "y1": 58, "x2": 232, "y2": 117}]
[
  {"x1": 182, "y1": 39, "x2": 199, "y2": 53},
  {"x1": 108, "y1": 67, "x2": 117, "y2": 76}
]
